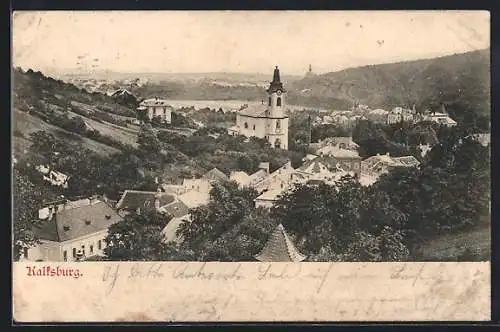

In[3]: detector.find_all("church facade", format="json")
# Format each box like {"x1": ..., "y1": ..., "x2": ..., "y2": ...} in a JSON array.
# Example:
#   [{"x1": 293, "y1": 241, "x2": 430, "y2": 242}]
[{"x1": 228, "y1": 66, "x2": 289, "y2": 150}]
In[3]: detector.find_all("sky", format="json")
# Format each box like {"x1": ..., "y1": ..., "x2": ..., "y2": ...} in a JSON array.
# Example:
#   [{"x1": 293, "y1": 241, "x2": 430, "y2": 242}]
[{"x1": 12, "y1": 11, "x2": 490, "y2": 76}]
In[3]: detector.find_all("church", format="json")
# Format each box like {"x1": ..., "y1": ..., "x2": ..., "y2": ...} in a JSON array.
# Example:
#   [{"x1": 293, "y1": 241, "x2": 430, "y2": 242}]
[{"x1": 228, "y1": 66, "x2": 289, "y2": 150}]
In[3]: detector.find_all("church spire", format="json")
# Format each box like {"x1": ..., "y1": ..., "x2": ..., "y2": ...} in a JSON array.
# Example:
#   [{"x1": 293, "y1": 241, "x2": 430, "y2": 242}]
[{"x1": 267, "y1": 65, "x2": 285, "y2": 93}]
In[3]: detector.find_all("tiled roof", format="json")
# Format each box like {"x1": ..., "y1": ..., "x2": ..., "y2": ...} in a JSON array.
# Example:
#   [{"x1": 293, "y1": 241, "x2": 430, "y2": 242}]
[
  {"x1": 160, "y1": 201, "x2": 190, "y2": 218},
  {"x1": 254, "y1": 224, "x2": 306, "y2": 262},
  {"x1": 202, "y1": 168, "x2": 228, "y2": 183},
  {"x1": 162, "y1": 214, "x2": 192, "y2": 244},
  {"x1": 33, "y1": 201, "x2": 122, "y2": 242},
  {"x1": 178, "y1": 189, "x2": 210, "y2": 209},
  {"x1": 316, "y1": 146, "x2": 360, "y2": 159},
  {"x1": 248, "y1": 169, "x2": 268, "y2": 184},
  {"x1": 139, "y1": 98, "x2": 173, "y2": 107},
  {"x1": 116, "y1": 190, "x2": 175, "y2": 211},
  {"x1": 230, "y1": 171, "x2": 251, "y2": 186},
  {"x1": 255, "y1": 188, "x2": 286, "y2": 201},
  {"x1": 238, "y1": 105, "x2": 268, "y2": 117}
]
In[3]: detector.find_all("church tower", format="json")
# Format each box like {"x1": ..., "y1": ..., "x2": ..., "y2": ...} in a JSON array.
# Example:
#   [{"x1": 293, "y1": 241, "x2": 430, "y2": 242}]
[
  {"x1": 267, "y1": 66, "x2": 286, "y2": 118},
  {"x1": 265, "y1": 66, "x2": 289, "y2": 150}
]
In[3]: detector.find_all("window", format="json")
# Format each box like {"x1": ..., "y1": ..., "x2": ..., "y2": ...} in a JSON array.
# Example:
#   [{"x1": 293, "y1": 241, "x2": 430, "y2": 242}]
[
  {"x1": 90, "y1": 245, "x2": 94, "y2": 255},
  {"x1": 274, "y1": 139, "x2": 281, "y2": 149},
  {"x1": 244, "y1": 122, "x2": 248, "y2": 129},
  {"x1": 72, "y1": 248, "x2": 76, "y2": 258},
  {"x1": 63, "y1": 250, "x2": 67, "y2": 262},
  {"x1": 268, "y1": 97, "x2": 272, "y2": 106},
  {"x1": 98, "y1": 240, "x2": 102, "y2": 250},
  {"x1": 23, "y1": 248, "x2": 28, "y2": 259},
  {"x1": 81, "y1": 245, "x2": 85, "y2": 256},
  {"x1": 252, "y1": 125, "x2": 256, "y2": 130},
  {"x1": 277, "y1": 97, "x2": 282, "y2": 106}
]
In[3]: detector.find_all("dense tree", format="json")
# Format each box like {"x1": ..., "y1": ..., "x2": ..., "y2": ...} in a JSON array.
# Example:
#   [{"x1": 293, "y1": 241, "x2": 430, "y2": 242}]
[
  {"x1": 137, "y1": 124, "x2": 162, "y2": 154},
  {"x1": 174, "y1": 181, "x2": 275, "y2": 261},
  {"x1": 12, "y1": 169, "x2": 42, "y2": 260},
  {"x1": 104, "y1": 210, "x2": 171, "y2": 261},
  {"x1": 271, "y1": 176, "x2": 409, "y2": 261}
]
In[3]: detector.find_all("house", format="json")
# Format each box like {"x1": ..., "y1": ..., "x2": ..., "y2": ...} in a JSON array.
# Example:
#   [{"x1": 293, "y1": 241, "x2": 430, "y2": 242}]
[
  {"x1": 315, "y1": 146, "x2": 362, "y2": 175},
  {"x1": 161, "y1": 184, "x2": 187, "y2": 195},
  {"x1": 366, "y1": 109, "x2": 389, "y2": 123},
  {"x1": 229, "y1": 171, "x2": 252, "y2": 187},
  {"x1": 361, "y1": 153, "x2": 420, "y2": 180},
  {"x1": 35, "y1": 165, "x2": 70, "y2": 188},
  {"x1": 310, "y1": 136, "x2": 359, "y2": 151},
  {"x1": 387, "y1": 107, "x2": 414, "y2": 124},
  {"x1": 23, "y1": 197, "x2": 122, "y2": 262},
  {"x1": 425, "y1": 113, "x2": 457, "y2": 127},
  {"x1": 136, "y1": 97, "x2": 173, "y2": 123},
  {"x1": 254, "y1": 224, "x2": 306, "y2": 262},
  {"x1": 182, "y1": 178, "x2": 212, "y2": 194},
  {"x1": 115, "y1": 190, "x2": 176, "y2": 215},
  {"x1": 296, "y1": 158, "x2": 354, "y2": 185},
  {"x1": 178, "y1": 189, "x2": 211, "y2": 209},
  {"x1": 202, "y1": 168, "x2": 228, "y2": 183},
  {"x1": 228, "y1": 66, "x2": 289, "y2": 150}
]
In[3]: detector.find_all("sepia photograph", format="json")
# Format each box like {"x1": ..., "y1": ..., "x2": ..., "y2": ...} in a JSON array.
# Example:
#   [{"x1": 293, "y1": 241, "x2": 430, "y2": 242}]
[{"x1": 11, "y1": 10, "x2": 491, "y2": 322}]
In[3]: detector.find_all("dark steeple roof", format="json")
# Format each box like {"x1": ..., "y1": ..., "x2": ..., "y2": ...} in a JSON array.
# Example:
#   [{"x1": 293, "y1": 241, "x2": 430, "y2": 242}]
[{"x1": 267, "y1": 66, "x2": 286, "y2": 94}]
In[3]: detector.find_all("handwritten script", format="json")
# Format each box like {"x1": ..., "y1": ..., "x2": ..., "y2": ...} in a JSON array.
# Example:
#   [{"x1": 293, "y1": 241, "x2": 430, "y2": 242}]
[{"x1": 95, "y1": 262, "x2": 489, "y2": 321}]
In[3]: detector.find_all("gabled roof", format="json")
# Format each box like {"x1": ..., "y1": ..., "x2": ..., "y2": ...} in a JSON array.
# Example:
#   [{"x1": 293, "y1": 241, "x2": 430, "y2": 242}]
[
  {"x1": 202, "y1": 168, "x2": 228, "y2": 183},
  {"x1": 116, "y1": 190, "x2": 175, "y2": 211},
  {"x1": 33, "y1": 201, "x2": 121, "y2": 242},
  {"x1": 255, "y1": 224, "x2": 307, "y2": 262}
]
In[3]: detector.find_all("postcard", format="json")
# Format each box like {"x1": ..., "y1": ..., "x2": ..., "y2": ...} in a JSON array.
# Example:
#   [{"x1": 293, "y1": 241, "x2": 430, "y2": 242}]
[{"x1": 11, "y1": 10, "x2": 491, "y2": 322}]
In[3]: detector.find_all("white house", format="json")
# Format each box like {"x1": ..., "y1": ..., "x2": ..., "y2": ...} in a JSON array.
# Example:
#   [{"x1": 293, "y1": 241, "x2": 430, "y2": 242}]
[
  {"x1": 387, "y1": 107, "x2": 414, "y2": 124},
  {"x1": 137, "y1": 97, "x2": 174, "y2": 123},
  {"x1": 36, "y1": 165, "x2": 70, "y2": 189},
  {"x1": 424, "y1": 112, "x2": 457, "y2": 127},
  {"x1": 23, "y1": 197, "x2": 122, "y2": 262}
]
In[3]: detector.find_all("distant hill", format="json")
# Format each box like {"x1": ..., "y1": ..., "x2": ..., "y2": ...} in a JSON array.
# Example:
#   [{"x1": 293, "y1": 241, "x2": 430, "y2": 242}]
[{"x1": 288, "y1": 49, "x2": 490, "y2": 122}]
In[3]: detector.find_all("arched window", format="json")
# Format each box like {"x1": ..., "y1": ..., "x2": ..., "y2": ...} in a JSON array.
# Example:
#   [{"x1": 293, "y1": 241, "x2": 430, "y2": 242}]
[
  {"x1": 252, "y1": 125, "x2": 256, "y2": 130},
  {"x1": 244, "y1": 122, "x2": 248, "y2": 129},
  {"x1": 268, "y1": 97, "x2": 272, "y2": 106},
  {"x1": 276, "y1": 120, "x2": 281, "y2": 129},
  {"x1": 275, "y1": 139, "x2": 281, "y2": 149},
  {"x1": 277, "y1": 97, "x2": 282, "y2": 106}
]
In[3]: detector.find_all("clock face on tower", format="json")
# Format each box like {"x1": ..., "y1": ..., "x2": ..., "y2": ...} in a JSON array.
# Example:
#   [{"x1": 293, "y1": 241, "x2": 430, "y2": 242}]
[{"x1": 277, "y1": 90, "x2": 282, "y2": 96}]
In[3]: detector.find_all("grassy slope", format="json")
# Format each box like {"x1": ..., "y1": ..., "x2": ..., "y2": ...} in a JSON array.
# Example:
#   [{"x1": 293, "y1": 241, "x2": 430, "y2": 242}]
[
  {"x1": 414, "y1": 224, "x2": 490, "y2": 261},
  {"x1": 12, "y1": 109, "x2": 120, "y2": 157}
]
